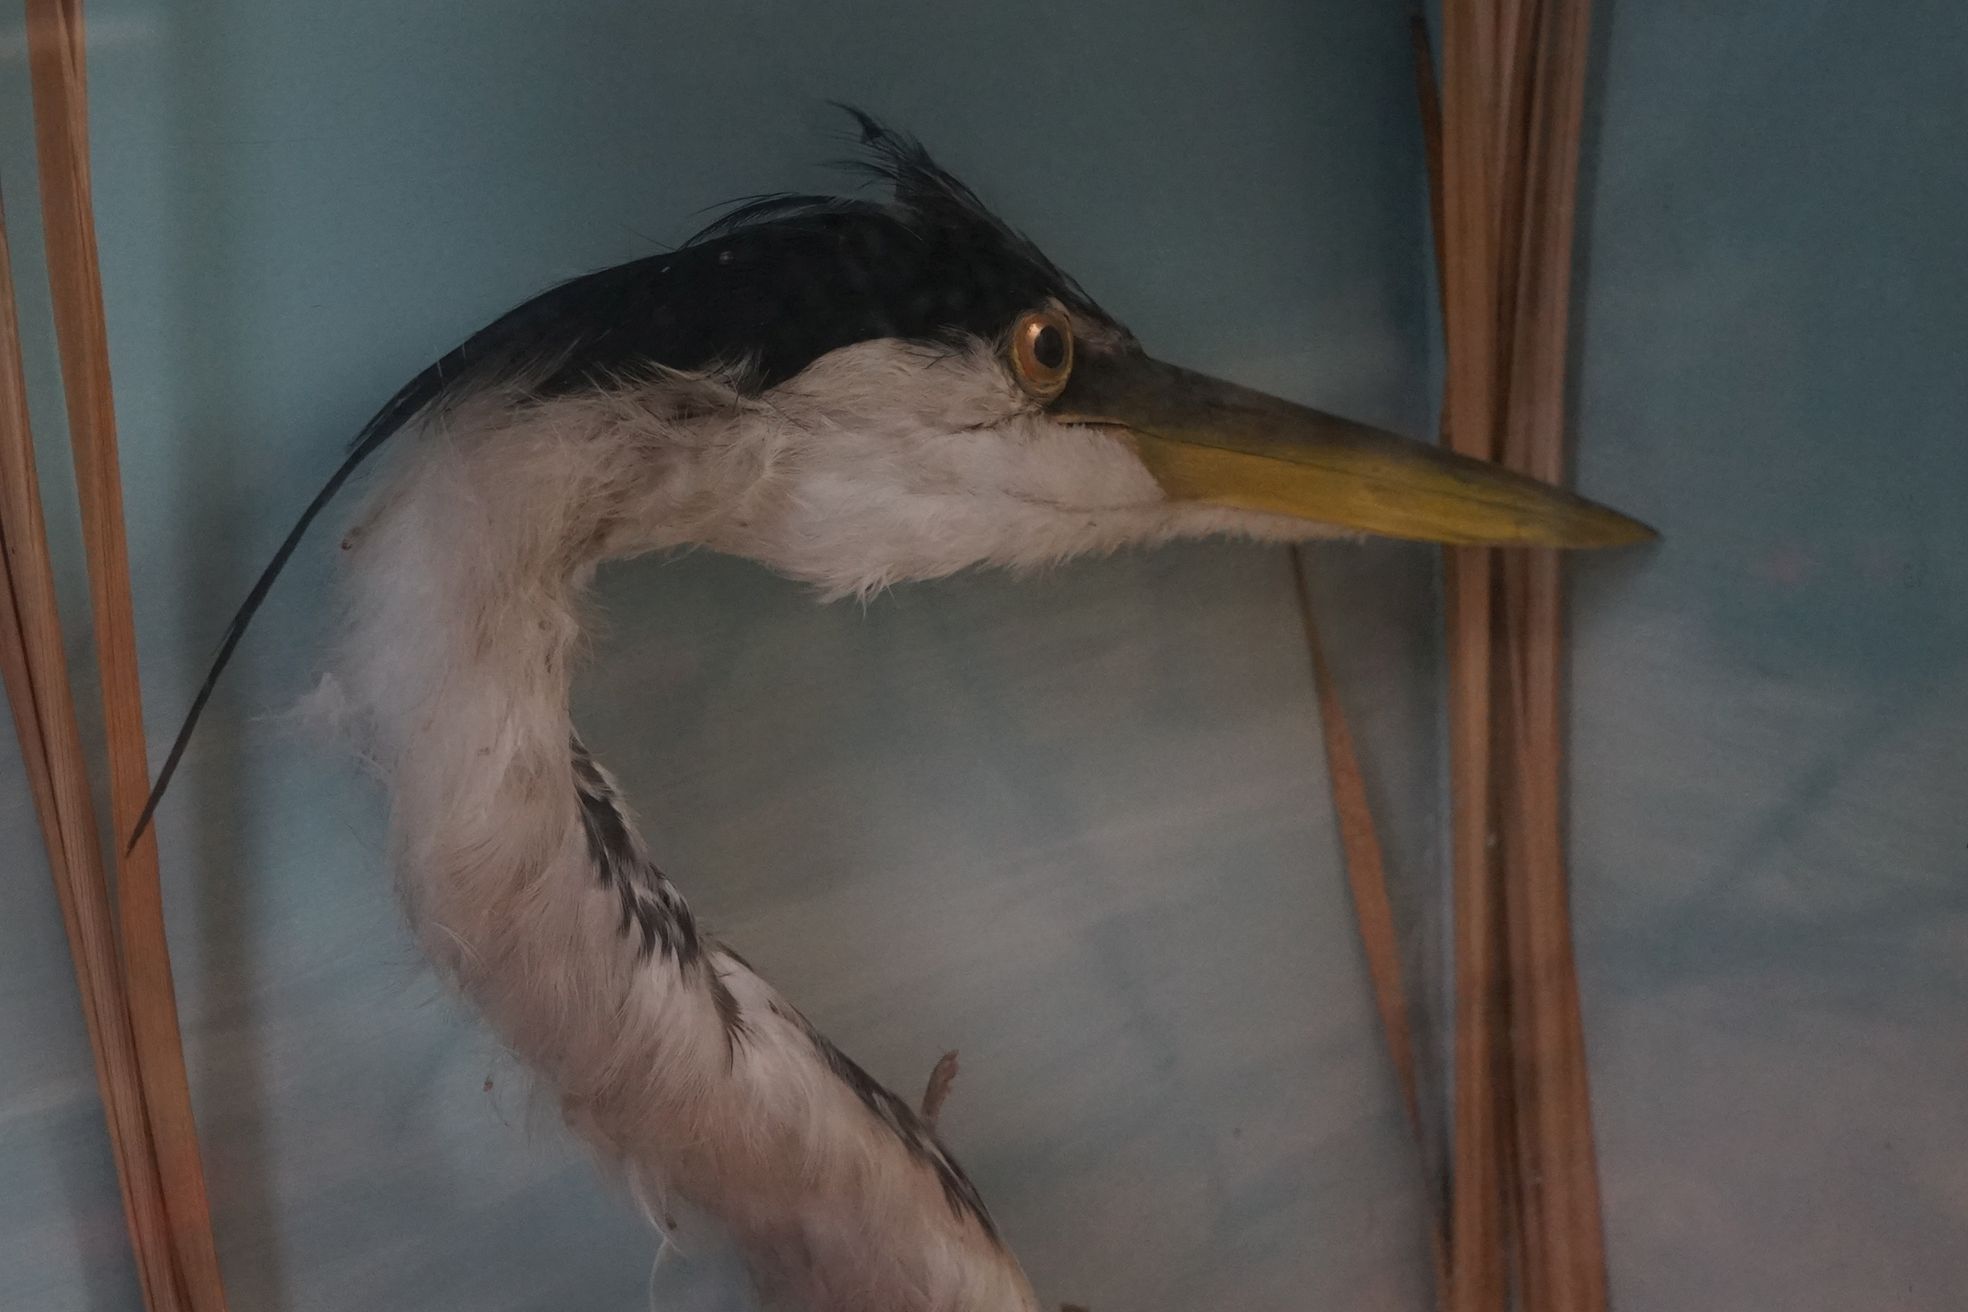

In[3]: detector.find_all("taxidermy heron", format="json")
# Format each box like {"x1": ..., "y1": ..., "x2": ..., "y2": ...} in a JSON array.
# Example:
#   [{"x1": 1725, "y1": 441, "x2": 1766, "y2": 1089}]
[{"x1": 136, "y1": 111, "x2": 1649, "y2": 1311}]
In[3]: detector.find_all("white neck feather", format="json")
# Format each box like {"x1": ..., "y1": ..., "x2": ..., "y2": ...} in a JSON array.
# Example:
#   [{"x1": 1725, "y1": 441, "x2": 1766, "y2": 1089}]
[{"x1": 332, "y1": 385, "x2": 1040, "y2": 1312}]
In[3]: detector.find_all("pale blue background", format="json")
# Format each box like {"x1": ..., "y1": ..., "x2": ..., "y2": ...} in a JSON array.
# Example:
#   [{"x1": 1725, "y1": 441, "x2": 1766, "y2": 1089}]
[{"x1": 0, "y1": 1, "x2": 1962, "y2": 1309}]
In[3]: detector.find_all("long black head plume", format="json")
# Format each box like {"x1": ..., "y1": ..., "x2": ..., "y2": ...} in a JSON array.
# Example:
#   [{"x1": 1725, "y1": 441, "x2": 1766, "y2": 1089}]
[{"x1": 128, "y1": 107, "x2": 1113, "y2": 851}]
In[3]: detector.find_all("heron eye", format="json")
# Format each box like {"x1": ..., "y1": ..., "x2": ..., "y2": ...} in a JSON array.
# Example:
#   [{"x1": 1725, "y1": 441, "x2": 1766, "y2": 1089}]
[
  {"x1": 1032, "y1": 325, "x2": 1065, "y2": 369},
  {"x1": 1009, "y1": 308, "x2": 1074, "y2": 401}
]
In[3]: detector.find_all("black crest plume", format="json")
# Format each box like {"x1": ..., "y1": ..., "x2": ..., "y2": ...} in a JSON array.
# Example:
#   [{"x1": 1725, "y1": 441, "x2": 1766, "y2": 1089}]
[{"x1": 129, "y1": 108, "x2": 1110, "y2": 848}]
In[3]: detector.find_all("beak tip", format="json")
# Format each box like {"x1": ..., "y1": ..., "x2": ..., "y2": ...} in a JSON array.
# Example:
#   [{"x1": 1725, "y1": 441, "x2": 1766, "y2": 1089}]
[
  {"x1": 1598, "y1": 512, "x2": 1661, "y2": 548},
  {"x1": 1548, "y1": 500, "x2": 1657, "y2": 549}
]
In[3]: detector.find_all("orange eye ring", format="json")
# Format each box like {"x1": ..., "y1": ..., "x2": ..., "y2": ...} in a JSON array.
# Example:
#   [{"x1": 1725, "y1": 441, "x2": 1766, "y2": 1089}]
[{"x1": 1009, "y1": 308, "x2": 1074, "y2": 401}]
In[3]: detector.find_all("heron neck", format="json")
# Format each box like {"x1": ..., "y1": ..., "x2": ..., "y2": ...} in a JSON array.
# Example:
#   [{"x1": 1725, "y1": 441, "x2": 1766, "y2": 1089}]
[
  {"x1": 331, "y1": 422, "x2": 1041, "y2": 1311},
  {"x1": 336, "y1": 427, "x2": 689, "y2": 1007}
]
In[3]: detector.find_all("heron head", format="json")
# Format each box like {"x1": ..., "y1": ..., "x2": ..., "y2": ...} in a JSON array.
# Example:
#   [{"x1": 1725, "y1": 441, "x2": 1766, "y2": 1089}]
[
  {"x1": 553, "y1": 109, "x2": 1651, "y2": 597},
  {"x1": 125, "y1": 111, "x2": 1658, "y2": 845},
  {"x1": 359, "y1": 108, "x2": 1653, "y2": 601}
]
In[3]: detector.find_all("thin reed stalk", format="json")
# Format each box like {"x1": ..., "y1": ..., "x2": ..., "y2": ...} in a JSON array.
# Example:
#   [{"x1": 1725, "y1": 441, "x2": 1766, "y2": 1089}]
[
  {"x1": 1421, "y1": 1, "x2": 1611, "y2": 1307},
  {"x1": 1290, "y1": 549, "x2": 1451, "y2": 1309},
  {"x1": 1493, "y1": 0, "x2": 1610, "y2": 1304},
  {"x1": 0, "y1": 194, "x2": 186, "y2": 1312},
  {"x1": 23, "y1": 1, "x2": 230, "y2": 1307}
]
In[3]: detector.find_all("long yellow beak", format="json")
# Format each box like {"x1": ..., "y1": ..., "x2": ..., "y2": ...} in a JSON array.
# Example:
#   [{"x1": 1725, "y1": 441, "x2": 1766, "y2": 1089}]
[{"x1": 1053, "y1": 354, "x2": 1655, "y2": 547}]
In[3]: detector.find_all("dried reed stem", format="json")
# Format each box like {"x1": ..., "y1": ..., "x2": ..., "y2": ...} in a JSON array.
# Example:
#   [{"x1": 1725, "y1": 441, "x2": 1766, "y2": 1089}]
[
  {"x1": 1437, "y1": 0, "x2": 1509, "y2": 1301},
  {"x1": 0, "y1": 196, "x2": 185, "y2": 1312},
  {"x1": 1427, "y1": 0, "x2": 1611, "y2": 1305},
  {"x1": 1290, "y1": 549, "x2": 1450, "y2": 1308},
  {"x1": 24, "y1": 2, "x2": 229, "y2": 1307},
  {"x1": 1493, "y1": 0, "x2": 1609, "y2": 1305}
]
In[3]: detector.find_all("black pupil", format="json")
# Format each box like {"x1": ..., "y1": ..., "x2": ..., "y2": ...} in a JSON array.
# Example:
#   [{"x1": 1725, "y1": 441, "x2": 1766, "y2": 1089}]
[{"x1": 1031, "y1": 324, "x2": 1066, "y2": 371}]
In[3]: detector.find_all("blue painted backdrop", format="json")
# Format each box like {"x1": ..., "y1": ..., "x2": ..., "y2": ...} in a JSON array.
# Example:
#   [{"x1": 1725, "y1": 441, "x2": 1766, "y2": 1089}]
[
  {"x1": 1, "y1": 0, "x2": 1962, "y2": 1309},
  {"x1": 1566, "y1": 2, "x2": 1968, "y2": 1307}
]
